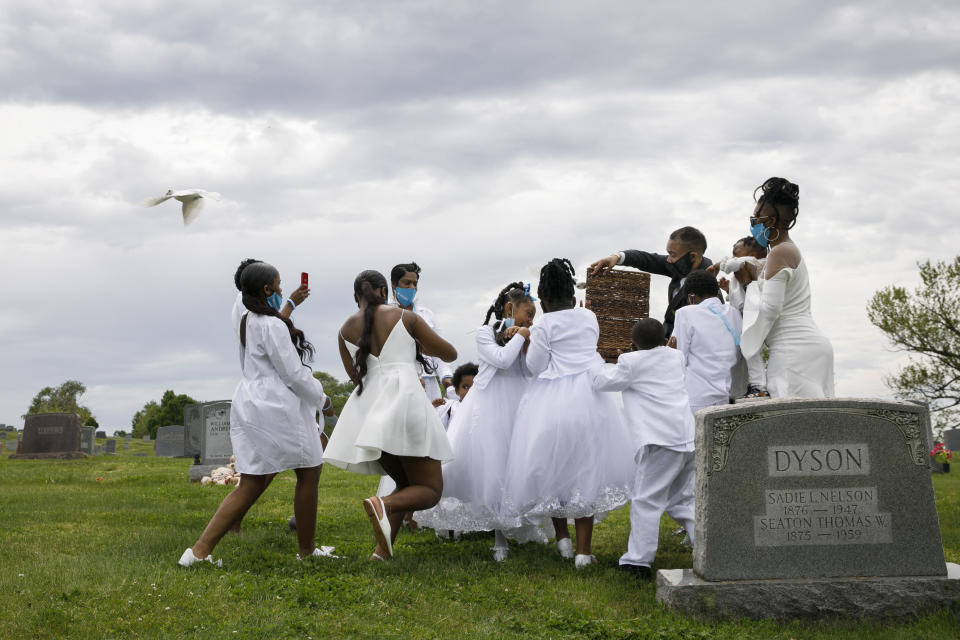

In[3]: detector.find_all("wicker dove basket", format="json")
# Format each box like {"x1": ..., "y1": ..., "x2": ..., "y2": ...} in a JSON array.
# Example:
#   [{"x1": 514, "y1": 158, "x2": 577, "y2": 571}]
[{"x1": 585, "y1": 268, "x2": 651, "y2": 363}]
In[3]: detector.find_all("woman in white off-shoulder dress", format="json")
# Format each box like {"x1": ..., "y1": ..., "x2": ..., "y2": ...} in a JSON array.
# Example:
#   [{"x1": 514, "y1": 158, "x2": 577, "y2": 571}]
[
  {"x1": 323, "y1": 270, "x2": 457, "y2": 560},
  {"x1": 416, "y1": 282, "x2": 550, "y2": 561},
  {"x1": 740, "y1": 177, "x2": 834, "y2": 399}
]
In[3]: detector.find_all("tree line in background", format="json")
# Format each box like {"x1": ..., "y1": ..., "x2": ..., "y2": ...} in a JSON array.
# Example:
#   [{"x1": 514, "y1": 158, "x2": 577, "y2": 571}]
[
  {"x1": 20, "y1": 372, "x2": 356, "y2": 438},
  {"x1": 869, "y1": 256, "x2": 960, "y2": 436}
]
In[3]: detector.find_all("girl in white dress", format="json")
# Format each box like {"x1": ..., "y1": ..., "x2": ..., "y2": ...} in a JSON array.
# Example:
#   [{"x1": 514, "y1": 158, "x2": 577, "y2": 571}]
[
  {"x1": 416, "y1": 282, "x2": 546, "y2": 561},
  {"x1": 740, "y1": 177, "x2": 835, "y2": 398},
  {"x1": 501, "y1": 259, "x2": 634, "y2": 569},
  {"x1": 180, "y1": 262, "x2": 335, "y2": 567},
  {"x1": 323, "y1": 270, "x2": 457, "y2": 560}
]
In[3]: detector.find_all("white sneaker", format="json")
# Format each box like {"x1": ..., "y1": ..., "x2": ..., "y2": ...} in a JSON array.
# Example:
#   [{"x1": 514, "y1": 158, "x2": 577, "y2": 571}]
[
  {"x1": 178, "y1": 547, "x2": 222, "y2": 568},
  {"x1": 298, "y1": 545, "x2": 340, "y2": 560},
  {"x1": 574, "y1": 554, "x2": 596, "y2": 569},
  {"x1": 492, "y1": 547, "x2": 509, "y2": 562},
  {"x1": 556, "y1": 537, "x2": 574, "y2": 559}
]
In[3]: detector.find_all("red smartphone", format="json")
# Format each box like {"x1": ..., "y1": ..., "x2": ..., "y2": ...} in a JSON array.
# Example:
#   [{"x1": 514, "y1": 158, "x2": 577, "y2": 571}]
[{"x1": 301, "y1": 272, "x2": 309, "y2": 288}]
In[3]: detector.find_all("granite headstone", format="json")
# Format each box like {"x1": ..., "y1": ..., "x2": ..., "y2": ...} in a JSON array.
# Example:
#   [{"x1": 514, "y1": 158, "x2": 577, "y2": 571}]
[
  {"x1": 942, "y1": 428, "x2": 960, "y2": 454},
  {"x1": 10, "y1": 413, "x2": 86, "y2": 459},
  {"x1": 154, "y1": 425, "x2": 186, "y2": 458},
  {"x1": 142, "y1": 435, "x2": 150, "y2": 442},
  {"x1": 183, "y1": 404, "x2": 202, "y2": 460},
  {"x1": 80, "y1": 426, "x2": 96, "y2": 455},
  {"x1": 95, "y1": 431, "x2": 106, "y2": 439},
  {"x1": 657, "y1": 398, "x2": 960, "y2": 620},
  {"x1": 200, "y1": 401, "x2": 232, "y2": 465},
  {"x1": 104, "y1": 439, "x2": 116, "y2": 455}
]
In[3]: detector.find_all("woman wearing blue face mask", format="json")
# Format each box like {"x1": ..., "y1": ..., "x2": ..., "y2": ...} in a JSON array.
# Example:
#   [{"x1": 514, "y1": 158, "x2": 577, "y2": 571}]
[
  {"x1": 738, "y1": 177, "x2": 835, "y2": 399},
  {"x1": 180, "y1": 262, "x2": 336, "y2": 567},
  {"x1": 232, "y1": 258, "x2": 309, "y2": 340},
  {"x1": 390, "y1": 262, "x2": 454, "y2": 401}
]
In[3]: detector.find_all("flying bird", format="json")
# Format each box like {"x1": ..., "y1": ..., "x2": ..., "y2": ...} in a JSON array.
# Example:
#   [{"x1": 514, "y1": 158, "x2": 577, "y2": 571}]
[{"x1": 144, "y1": 188, "x2": 222, "y2": 226}]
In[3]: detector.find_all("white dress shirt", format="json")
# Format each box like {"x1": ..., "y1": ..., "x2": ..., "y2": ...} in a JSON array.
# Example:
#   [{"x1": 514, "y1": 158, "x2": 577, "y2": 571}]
[
  {"x1": 673, "y1": 297, "x2": 742, "y2": 411},
  {"x1": 593, "y1": 347, "x2": 694, "y2": 455}
]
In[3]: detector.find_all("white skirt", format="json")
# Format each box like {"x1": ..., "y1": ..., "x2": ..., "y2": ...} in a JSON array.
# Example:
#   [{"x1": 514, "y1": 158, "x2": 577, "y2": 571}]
[
  {"x1": 415, "y1": 372, "x2": 549, "y2": 543},
  {"x1": 323, "y1": 362, "x2": 454, "y2": 475},
  {"x1": 501, "y1": 370, "x2": 634, "y2": 527}
]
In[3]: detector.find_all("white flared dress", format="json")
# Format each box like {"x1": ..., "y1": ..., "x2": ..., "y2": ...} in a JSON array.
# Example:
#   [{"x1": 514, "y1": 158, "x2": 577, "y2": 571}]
[
  {"x1": 501, "y1": 308, "x2": 634, "y2": 527},
  {"x1": 741, "y1": 253, "x2": 835, "y2": 399},
  {"x1": 323, "y1": 315, "x2": 454, "y2": 474},
  {"x1": 230, "y1": 312, "x2": 328, "y2": 475},
  {"x1": 416, "y1": 324, "x2": 548, "y2": 542}
]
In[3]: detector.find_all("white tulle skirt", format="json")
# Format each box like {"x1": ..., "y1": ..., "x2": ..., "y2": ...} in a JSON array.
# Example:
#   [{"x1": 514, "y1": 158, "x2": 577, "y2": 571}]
[
  {"x1": 415, "y1": 372, "x2": 550, "y2": 543},
  {"x1": 500, "y1": 370, "x2": 634, "y2": 527}
]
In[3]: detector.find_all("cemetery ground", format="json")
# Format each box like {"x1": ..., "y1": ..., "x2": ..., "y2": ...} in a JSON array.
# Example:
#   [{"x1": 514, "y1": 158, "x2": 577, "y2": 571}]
[{"x1": 1, "y1": 442, "x2": 958, "y2": 640}]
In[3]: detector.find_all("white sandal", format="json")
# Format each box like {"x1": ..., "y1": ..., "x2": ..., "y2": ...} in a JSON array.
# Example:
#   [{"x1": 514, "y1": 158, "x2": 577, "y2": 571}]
[{"x1": 363, "y1": 496, "x2": 393, "y2": 558}]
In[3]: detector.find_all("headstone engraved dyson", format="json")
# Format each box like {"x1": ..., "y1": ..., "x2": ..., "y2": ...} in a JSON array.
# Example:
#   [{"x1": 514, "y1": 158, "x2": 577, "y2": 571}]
[{"x1": 656, "y1": 398, "x2": 960, "y2": 620}]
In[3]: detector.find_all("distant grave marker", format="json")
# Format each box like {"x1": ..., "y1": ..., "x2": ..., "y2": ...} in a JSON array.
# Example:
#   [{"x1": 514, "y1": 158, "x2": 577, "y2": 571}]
[
  {"x1": 95, "y1": 431, "x2": 106, "y2": 439},
  {"x1": 657, "y1": 398, "x2": 960, "y2": 620},
  {"x1": 10, "y1": 413, "x2": 85, "y2": 460},
  {"x1": 183, "y1": 404, "x2": 203, "y2": 460},
  {"x1": 154, "y1": 425, "x2": 186, "y2": 458},
  {"x1": 142, "y1": 436, "x2": 150, "y2": 442},
  {"x1": 80, "y1": 426, "x2": 96, "y2": 455},
  {"x1": 104, "y1": 439, "x2": 116, "y2": 455},
  {"x1": 200, "y1": 401, "x2": 232, "y2": 465}
]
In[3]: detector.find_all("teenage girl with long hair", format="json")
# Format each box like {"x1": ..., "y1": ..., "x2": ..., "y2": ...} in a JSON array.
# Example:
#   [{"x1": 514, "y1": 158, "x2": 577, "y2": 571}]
[
  {"x1": 180, "y1": 262, "x2": 334, "y2": 566},
  {"x1": 323, "y1": 270, "x2": 457, "y2": 560}
]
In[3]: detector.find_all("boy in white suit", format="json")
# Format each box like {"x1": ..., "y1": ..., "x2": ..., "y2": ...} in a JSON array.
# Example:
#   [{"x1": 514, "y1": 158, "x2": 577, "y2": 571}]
[
  {"x1": 593, "y1": 318, "x2": 695, "y2": 579},
  {"x1": 671, "y1": 270, "x2": 742, "y2": 414}
]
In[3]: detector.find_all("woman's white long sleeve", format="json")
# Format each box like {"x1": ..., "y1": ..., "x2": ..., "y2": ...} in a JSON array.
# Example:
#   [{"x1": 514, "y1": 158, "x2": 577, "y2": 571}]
[
  {"x1": 264, "y1": 320, "x2": 329, "y2": 410},
  {"x1": 740, "y1": 270, "x2": 788, "y2": 359}
]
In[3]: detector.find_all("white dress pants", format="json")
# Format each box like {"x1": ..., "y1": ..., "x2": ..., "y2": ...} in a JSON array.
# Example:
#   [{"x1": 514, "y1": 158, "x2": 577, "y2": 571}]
[{"x1": 619, "y1": 445, "x2": 696, "y2": 567}]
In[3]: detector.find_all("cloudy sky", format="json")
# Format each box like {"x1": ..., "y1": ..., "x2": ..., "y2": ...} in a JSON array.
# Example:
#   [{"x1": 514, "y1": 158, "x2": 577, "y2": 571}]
[{"x1": 2, "y1": 1, "x2": 958, "y2": 432}]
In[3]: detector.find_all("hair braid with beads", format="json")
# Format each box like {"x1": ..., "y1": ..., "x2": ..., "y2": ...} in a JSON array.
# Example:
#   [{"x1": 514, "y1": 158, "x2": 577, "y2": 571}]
[{"x1": 537, "y1": 258, "x2": 577, "y2": 310}]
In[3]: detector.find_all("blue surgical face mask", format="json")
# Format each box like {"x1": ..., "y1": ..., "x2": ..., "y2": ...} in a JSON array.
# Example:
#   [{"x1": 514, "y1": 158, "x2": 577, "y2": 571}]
[
  {"x1": 267, "y1": 292, "x2": 284, "y2": 311},
  {"x1": 749, "y1": 222, "x2": 770, "y2": 248},
  {"x1": 394, "y1": 287, "x2": 417, "y2": 308},
  {"x1": 502, "y1": 317, "x2": 515, "y2": 329}
]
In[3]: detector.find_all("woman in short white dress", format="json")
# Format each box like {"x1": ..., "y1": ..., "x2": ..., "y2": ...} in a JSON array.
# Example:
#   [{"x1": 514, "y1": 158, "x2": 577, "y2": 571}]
[
  {"x1": 180, "y1": 262, "x2": 335, "y2": 567},
  {"x1": 740, "y1": 177, "x2": 835, "y2": 398},
  {"x1": 416, "y1": 282, "x2": 546, "y2": 561},
  {"x1": 323, "y1": 270, "x2": 457, "y2": 560},
  {"x1": 501, "y1": 259, "x2": 634, "y2": 568}
]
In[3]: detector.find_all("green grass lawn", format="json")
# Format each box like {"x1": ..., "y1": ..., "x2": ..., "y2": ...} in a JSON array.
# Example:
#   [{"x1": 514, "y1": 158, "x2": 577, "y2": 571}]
[{"x1": 1, "y1": 447, "x2": 958, "y2": 639}]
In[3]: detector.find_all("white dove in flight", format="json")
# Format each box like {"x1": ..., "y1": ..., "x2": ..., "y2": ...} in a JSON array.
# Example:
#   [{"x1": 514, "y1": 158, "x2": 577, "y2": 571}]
[{"x1": 144, "y1": 188, "x2": 222, "y2": 226}]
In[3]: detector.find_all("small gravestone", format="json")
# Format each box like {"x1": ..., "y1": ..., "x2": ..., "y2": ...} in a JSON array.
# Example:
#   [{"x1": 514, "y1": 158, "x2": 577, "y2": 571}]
[
  {"x1": 942, "y1": 428, "x2": 960, "y2": 455},
  {"x1": 123, "y1": 441, "x2": 130, "y2": 450},
  {"x1": 94, "y1": 444, "x2": 103, "y2": 455},
  {"x1": 142, "y1": 435, "x2": 150, "y2": 442},
  {"x1": 656, "y1": 398, "x2": 960, "y2": 620},
  {"x1": 104, "y1": 439, "x2": 116, "y2": 455},
  {"x1": 95, "y1": 431, "x2": 106, "y2": 439},
  {"x1": 188, "y1": 401, "x2": 232, "y2": 481},
  {"x1": 183, "y1": 404, "x2": 203, "y2": 461},
  {"x1": 80, "y1": 426, "x2": 96, "y2": 455},
  {"x1": 201, "y1": 401, "x2": 232, "y2": 464},
  {"x1": 10, "y1": 413, "x2": 86, "y2": 460},
  {"x1": 0, "y1": 431, "x2": 6, "y2": 439},
  {"x1": 154, "y1": 425, "x2": 186, "y2": 457}
]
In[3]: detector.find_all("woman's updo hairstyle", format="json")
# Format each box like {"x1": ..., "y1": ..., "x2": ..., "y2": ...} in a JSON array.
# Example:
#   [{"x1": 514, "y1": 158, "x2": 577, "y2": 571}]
[
  {"x1": 239, "y1": 262, "x2": 314, "y2": 366},
  {"x1": 537, "y1": 258, "x2": 577, "y2": 309},
  {"x1": 352, "y1": 270, "x2": 432, "y2": 394},
  {"x1": 484, "y1": 281, "x2": 536, "y2": 345},
  {"x1": 754, "y1": 177, "x2": 799, "y2": 230},
  {"x1": 234, "y1": 258, "x2": 261, "y2": 291}
]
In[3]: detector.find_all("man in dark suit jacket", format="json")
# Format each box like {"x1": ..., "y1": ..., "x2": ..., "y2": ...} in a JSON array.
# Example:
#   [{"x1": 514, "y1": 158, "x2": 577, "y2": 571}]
[{"x1": 589, "y1": 226, "x2": 713, "y2": 338}]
